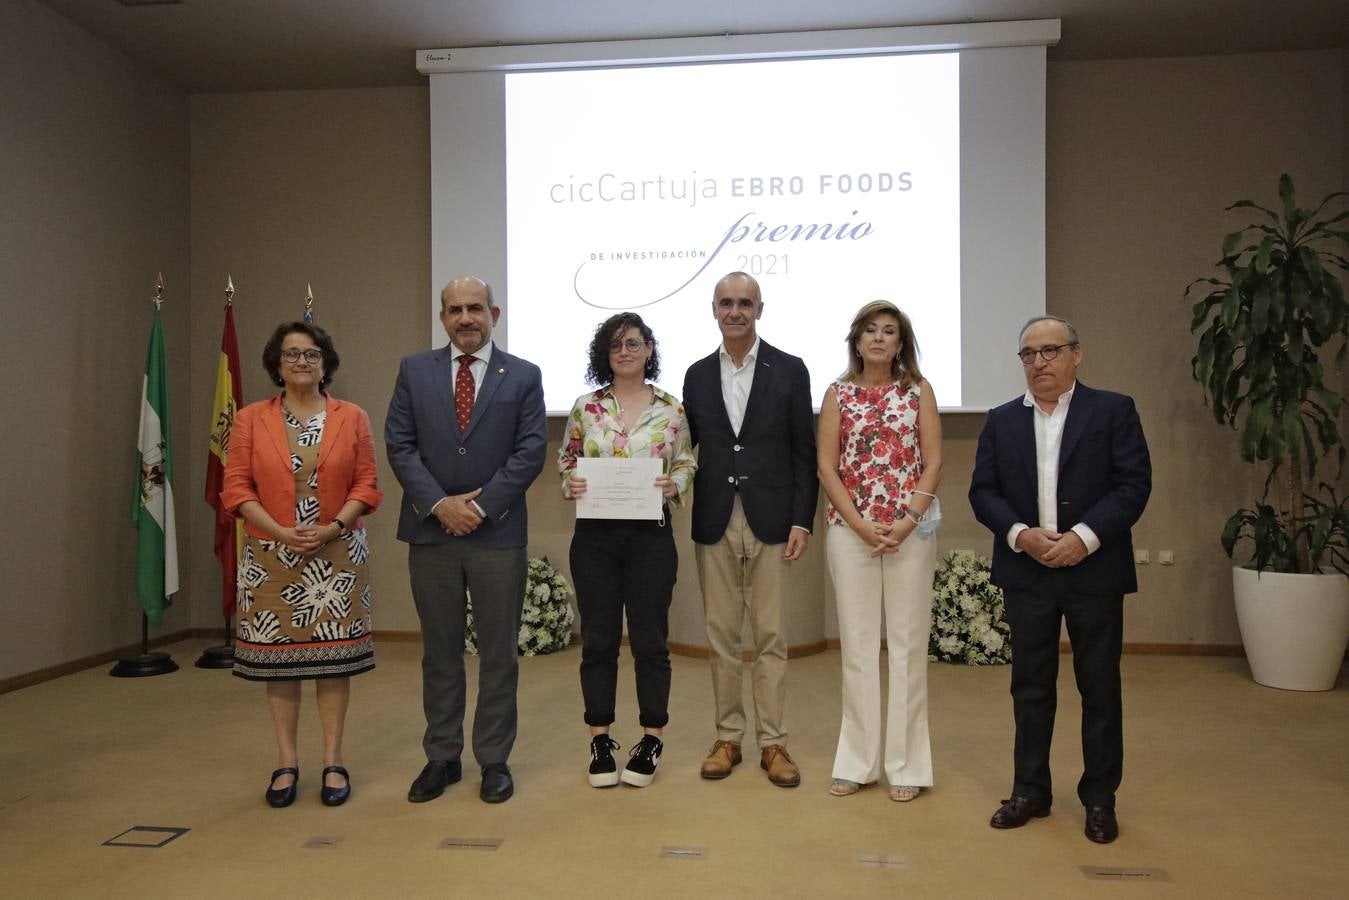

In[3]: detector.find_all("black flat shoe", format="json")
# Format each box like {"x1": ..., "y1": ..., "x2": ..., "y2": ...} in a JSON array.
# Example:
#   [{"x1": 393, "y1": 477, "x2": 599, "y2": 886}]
[
  {"x1": 408, "y1": 759, "x2": 462, "y2": 803},
  {"x1": 320, "y1": 765, "x2": 351, "y2": 807},
  {"x1": 480, "y1": 762, "x2": 513, "y2": 803},
  {"x1": 265, "y1": 767, "x2": 299, "y2": 808},
  {"x1": 1084, "y1": 806, "x2": 1119, "y2": 844}
]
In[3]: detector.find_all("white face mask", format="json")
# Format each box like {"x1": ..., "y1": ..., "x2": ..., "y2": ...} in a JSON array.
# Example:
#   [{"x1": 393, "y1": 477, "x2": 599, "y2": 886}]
[{"x1": 912, "y1": 493, "x2": 942, "y2": 537}]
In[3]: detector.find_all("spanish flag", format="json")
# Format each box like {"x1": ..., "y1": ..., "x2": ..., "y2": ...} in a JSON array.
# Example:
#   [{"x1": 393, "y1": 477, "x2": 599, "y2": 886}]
[{"x1": 204, "y1": 300, "x2": 243, "y2": 618}]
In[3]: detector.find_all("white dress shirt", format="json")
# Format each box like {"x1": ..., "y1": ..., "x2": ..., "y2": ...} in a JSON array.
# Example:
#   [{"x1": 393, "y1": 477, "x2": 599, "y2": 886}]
[
  {"x1": 1007, "y1": 382, "x2": 1101, "y2": 555},
  {"x1": 717, "y1": 336, "x2": 809, "y2": 536},
  {"x1": 719, "y1": 336, "x2": 759, "y2": 435}
]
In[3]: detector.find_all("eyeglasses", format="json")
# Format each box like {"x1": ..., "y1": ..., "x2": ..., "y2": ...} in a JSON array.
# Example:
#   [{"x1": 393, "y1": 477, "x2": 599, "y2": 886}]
[
  {"x1": 281, "y1": 348, "x2": 324, "y2": 364},
  {"x1": 1017, "y1": 343, "x2": 1076, "y2": 365},
  {"x1": 609, "y1": 338, "x2": 647, "y2": 354}
]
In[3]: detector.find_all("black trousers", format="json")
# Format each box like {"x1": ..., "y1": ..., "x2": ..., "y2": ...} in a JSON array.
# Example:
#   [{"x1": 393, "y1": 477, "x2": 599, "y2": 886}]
[
  {"x1": 569, "y1": 516, "x2": 677, "y2": 729},
  {"x1": 1004, "y1": 569, "x2": 1124, "y2": 809}
]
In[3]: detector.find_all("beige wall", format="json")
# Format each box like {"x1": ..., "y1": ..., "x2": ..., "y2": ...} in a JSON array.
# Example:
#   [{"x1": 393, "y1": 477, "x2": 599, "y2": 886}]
[
  {"x1": 1046, "y1": 50, "x2": 1345, "y2": 644},
  {"x1": 186, "y1": 48, "x2": 1346, "y2": 651},
  {"x1": 187, "y1": 88, "x2": 432, "y2": 633},
  {"x1": 6, "y1": 22, "x2": 1347, "y2": 680},
  {"x1": 0, "y1": 0, "x2": 190, "y2": 681}
]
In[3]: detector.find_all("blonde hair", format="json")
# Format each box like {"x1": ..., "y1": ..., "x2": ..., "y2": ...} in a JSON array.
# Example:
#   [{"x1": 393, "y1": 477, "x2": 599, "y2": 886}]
[{"x1": 841, "y1": 300, "x2": 922, "y2": 389}]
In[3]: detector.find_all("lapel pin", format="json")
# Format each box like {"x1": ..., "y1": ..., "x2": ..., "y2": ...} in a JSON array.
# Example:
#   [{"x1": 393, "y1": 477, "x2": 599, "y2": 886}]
[{"x1": 498, "y1": 367, "x2": 505, "y2": 374}]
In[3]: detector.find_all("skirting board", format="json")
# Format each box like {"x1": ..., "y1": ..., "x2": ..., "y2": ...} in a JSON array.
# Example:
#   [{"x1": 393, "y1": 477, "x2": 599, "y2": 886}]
[
  {"x1": 821, "y1": 639, "x2": 1248, "y2": 657},
  {"x1": 0, "y1": 628, "x2": 194, "y2": 695},
  {"x1": 373, "y1": 631, "x2": 1250, "y2": 660},
  {"x1": 1, "y1": 630, "x2": 1310, "y2": 695},
  {"x1": 376, "y1": 630, "x2": 829, "y2": 660}
]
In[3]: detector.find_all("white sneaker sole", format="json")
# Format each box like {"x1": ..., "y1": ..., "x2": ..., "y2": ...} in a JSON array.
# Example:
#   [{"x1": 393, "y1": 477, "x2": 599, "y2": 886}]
[
  {"x1": 620, "y1": 768, "x2": 656, "y2": 787},
  {"x1": 588, "y1": 770, "x2": 620, "y2": 788}
]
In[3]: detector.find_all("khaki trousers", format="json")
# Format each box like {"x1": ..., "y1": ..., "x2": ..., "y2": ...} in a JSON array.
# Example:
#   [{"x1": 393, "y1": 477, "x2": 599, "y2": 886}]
[{"x1": 695, "y1": 496, "x2": 789, "y2": 747}]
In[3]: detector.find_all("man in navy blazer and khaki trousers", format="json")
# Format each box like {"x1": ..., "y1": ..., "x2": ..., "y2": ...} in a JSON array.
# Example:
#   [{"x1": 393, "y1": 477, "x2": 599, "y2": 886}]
[
  {"x1": 682, "y1": 272, "x2": 819, "y2": 787},
  {"x1": 386, "y1": 276, "x2": 547, "y2": 805},
  {"x1": 969, "y1": 316, "x2": 1150, "y2": 844}
]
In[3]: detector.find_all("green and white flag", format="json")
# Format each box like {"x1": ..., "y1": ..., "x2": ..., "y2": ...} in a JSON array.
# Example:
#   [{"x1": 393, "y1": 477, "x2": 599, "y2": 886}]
[{"x1": 132, "y1": 306, "x2": 179, "y2": 626}]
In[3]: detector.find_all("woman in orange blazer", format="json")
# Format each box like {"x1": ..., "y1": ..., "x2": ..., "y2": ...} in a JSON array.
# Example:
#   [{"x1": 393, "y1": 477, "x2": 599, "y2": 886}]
[{"x1": 221, "y1": 321, "x2": 382, "y2": 808}]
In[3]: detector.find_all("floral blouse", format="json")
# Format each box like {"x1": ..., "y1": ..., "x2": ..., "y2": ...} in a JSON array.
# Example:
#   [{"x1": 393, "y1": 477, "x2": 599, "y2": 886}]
[
  {"x1": 558, "y1": 385, "x2": 697, "y2": 508},
  {"x1": 826, "y1": 379, "x2": 923, "y2": 526}
]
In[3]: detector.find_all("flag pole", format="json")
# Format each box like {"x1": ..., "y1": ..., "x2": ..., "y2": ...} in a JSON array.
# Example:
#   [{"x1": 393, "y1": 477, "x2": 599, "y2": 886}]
[
  {"x1": 197, "y1": 274, "x2": 239, "y2": 669},
  {"x1": 113, "y1": 274, "x2": 180, "y2": 678}
]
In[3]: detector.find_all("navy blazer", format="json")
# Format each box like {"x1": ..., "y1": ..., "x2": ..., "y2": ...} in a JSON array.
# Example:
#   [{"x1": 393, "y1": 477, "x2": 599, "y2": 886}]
[
  {"x1": 968, "y1": 383, "x2": 1151, "y2": 596},
  {"x1": 682, "y1": 339, "x2": 819, "y2": 546},
  {"x1": 385, "y1": 343, "x2": 548, "y2": 548}
]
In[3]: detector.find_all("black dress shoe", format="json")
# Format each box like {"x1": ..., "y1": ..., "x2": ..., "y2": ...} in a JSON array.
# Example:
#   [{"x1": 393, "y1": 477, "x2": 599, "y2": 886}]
[
  {"x1": 320, "y1": 765, "x2": 351, "y2": 807},
  {"x1": 408, "y1": 759, "x2": 462, "y2": 803},
  {"x1": 1084, "y1": 806, "x2": 1119, "y2": 843},
  {"x1": 480, "y1": 762, "x2": 513, "y2": 803},
  {"x1": 989, "y1": 795, "x2": 1051, "y2": 828},
  {"x1": 265, "y1": 767, "x2": 299, "y2": 808}
]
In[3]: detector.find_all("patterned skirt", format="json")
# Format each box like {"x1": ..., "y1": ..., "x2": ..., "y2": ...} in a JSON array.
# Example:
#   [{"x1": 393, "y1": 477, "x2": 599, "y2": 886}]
[{"x1": 232, "y1": 528, "x2": 374, "y2": 681}]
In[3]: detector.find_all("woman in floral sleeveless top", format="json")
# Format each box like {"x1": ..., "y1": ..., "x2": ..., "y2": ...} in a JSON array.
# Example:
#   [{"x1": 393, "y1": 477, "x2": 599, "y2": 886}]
[{"x1": 817, "y1": 301, "x2": 942, "y2": 802}]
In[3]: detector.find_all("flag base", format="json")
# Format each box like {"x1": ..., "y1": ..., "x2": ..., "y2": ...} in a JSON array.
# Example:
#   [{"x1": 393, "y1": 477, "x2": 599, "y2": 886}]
[
  {"x1": 110, "y1": 652, "x2": 179, "y2": 678},
  {"x1": 194, "y1": 644, "x2": 234, "y2": 669}
]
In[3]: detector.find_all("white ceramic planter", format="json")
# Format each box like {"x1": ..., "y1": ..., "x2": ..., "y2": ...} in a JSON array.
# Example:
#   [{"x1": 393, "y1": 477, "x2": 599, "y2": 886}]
[{"x1": 1232, "y1": 566, "x2": 1349, "y2": 691}]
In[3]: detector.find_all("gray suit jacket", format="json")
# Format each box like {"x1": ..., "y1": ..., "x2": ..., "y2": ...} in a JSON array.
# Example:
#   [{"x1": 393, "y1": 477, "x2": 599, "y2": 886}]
[{"x1": 385, "y1": 343, "x2": 547, "y2": 548}]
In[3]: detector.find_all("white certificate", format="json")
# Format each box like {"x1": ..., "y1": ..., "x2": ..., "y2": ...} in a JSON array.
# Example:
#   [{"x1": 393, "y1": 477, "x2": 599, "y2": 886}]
[{"x1": 575, "y1": 457, "x2": 663, "y2": 520}]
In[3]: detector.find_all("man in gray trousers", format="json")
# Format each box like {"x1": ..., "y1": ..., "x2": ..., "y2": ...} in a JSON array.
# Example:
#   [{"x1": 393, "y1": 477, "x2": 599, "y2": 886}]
[{"x1": 386, "y1": 275, "x2": 547, "y2": 804}]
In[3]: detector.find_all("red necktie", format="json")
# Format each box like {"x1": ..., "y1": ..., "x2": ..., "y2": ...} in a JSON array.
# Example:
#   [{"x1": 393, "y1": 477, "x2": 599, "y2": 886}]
[{"x1": 455, "y1": 356, "x2": 475, "y2": 433}]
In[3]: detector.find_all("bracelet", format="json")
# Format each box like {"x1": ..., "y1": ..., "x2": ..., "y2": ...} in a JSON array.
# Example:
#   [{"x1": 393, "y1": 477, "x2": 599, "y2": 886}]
[
  {"x1": 905, "y1": 509, "x2": 922, "y2": 524},
  {"x1": 332, "y1": 517, "x2": 348, "y2": 531}
]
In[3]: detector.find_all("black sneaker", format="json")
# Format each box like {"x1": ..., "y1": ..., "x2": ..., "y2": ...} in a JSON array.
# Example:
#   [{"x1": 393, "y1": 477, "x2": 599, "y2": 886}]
[
  {"x1": 621, "y1": 734, "x2": 663, "y2": 787},
  {"x1": 588, "y1": 735, "x2": 621, "y2": 788}
]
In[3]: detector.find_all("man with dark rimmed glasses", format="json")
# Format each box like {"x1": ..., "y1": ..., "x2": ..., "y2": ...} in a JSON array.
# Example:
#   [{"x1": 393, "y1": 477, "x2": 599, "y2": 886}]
[{"x1": 970, "y1": 315, "x2": 1151, "y2": 844}]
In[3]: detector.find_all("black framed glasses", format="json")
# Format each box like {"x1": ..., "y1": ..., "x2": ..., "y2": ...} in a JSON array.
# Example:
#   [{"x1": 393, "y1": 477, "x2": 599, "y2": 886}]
[
  {"x1": 608, "y1": 338, "x2": 647, "y2": 354},
  {"x1": 281, "y1": 348, "x2": 324, "y2": 364},
  {"x1": 1017, "y1": 343, "x2": 1076, "y2": 365}
]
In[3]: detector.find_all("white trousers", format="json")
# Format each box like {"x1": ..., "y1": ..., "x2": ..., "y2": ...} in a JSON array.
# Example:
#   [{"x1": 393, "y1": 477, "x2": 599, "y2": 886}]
[{"x1": 826, "y1": 524, "x2": 936, "y2": 786}]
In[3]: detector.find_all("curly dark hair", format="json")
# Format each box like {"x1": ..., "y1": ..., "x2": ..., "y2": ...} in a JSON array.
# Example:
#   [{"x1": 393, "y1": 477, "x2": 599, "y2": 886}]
[
  {"x1": 585, "y1": 313, "x2": 659, "y2": 386},
  {"x1": 262, "y1": 321, "x2": 340, "y2": 391}
]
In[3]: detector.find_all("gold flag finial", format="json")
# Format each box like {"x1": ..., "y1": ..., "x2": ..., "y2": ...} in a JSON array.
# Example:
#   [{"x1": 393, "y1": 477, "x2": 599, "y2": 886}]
[
  {"x1": 304, "y1": 282, "x2": 314, "y2": 321},
  {"x1": 224, "y1": 274, "x2": 235, "y2": 306},
  {"x1": 154, "y1": 272, "x2": 165, "y2": 309}
]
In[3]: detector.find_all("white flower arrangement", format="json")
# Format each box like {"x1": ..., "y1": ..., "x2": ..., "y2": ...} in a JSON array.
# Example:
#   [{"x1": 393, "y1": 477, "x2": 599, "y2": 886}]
[
  {"x1": 928, "y1": 550, "x2": 1011, "y2": 665},
  {"x1": 465, "y1": 556, "x2": 576, "y2": 657}
]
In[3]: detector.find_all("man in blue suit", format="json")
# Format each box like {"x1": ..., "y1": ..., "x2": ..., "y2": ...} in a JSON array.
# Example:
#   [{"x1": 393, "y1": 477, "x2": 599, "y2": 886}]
[
  {"x1": 386, "y1": 275, "x2": 547, "y2": 805},
  {"x1": 969, "y1": 316, "x2": 1150, "y2": 844},
  {"x1": 682, "y1": 271, "x2": 818, "y2": 788}
]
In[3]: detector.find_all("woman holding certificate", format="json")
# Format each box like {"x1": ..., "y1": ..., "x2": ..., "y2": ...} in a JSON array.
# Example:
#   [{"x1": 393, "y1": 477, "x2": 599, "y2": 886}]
[{"x1": 559, "y1": 313, "x2": 696, "y2": 789}]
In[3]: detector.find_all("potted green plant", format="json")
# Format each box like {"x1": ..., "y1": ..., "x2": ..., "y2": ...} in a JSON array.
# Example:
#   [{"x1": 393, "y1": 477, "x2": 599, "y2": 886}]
[{"x1": 1187, "y1": 174, "x2": 1349, "y2": 690}]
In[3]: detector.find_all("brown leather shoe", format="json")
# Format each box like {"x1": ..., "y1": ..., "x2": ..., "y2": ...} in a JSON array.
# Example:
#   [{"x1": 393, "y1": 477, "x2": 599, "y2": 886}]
[
  {"x1": 700, "y1": 740, "x2": 742, "y2": 779},
  {"x1": 760, "y1": 745, "x2": 801, "y2": 787}
]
